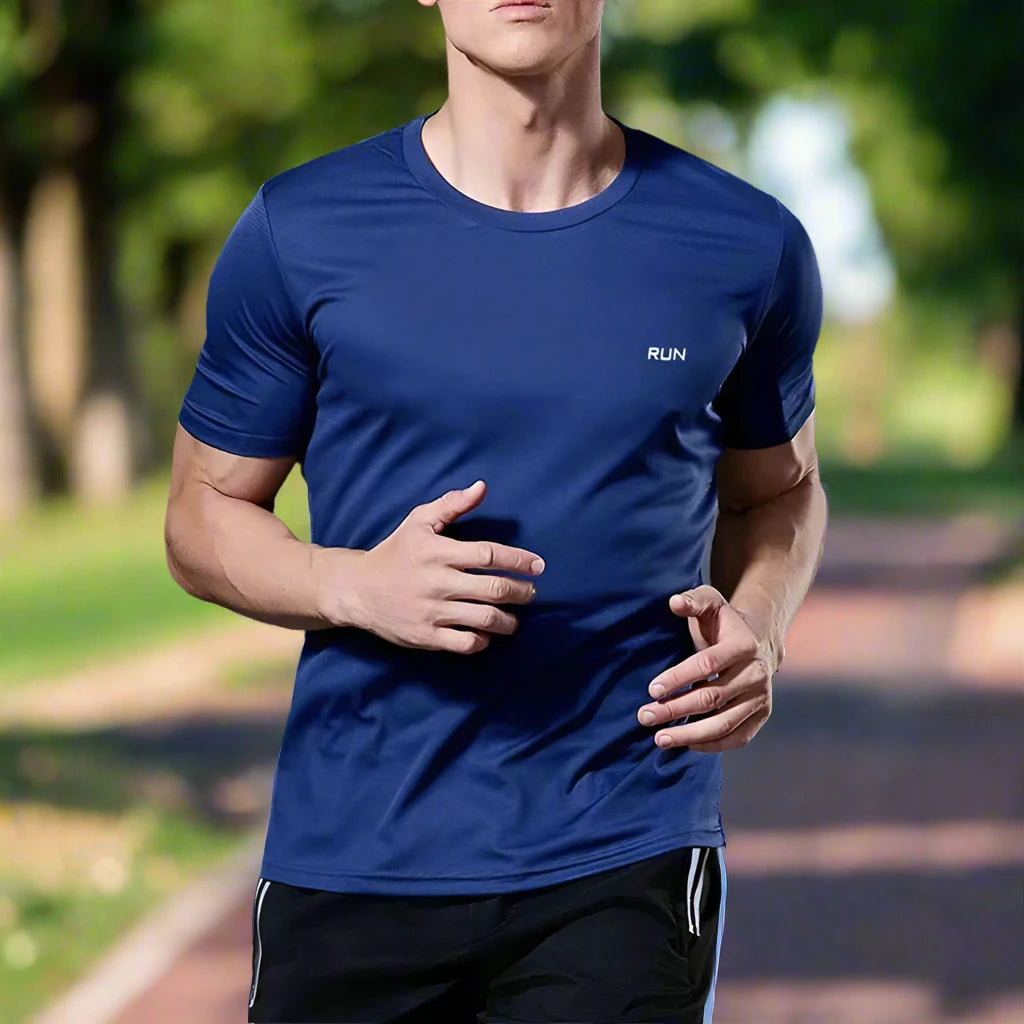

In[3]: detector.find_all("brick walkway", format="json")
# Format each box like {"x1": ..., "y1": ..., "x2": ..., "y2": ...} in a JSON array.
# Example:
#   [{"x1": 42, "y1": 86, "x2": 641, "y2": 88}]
[{"x1": 30, "y1": 515, "x2": 1024, "y2": 1024}]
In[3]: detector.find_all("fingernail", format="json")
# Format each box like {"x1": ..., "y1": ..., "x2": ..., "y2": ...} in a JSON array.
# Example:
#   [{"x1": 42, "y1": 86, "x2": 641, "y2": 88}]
[
  {"x1": 531, "y1": 558, "x2": 545, "y2": 573},
  {"x1": 656, "y1": 733, "x2": 673, "y2": 748},
  {"x1": 639, "y1": 711, "x2": 656, "y2": 726},
  {"x1": 649, "y1": 683, "x2": 665, "y2": 698}
]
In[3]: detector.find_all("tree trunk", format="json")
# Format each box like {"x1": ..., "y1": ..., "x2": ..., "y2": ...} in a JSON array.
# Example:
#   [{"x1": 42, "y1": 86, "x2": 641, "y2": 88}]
[
  {"x1": 14, "y1": 0, "x2": 144, "y2": 505},
  {"x1": 0, "y1": 193, "x2": 38, "y2": 521},
  {"x1": 70, "y1": 162, "x2": 140, "y2": 504},
  {"x1": 22, "y1": 167, "x2": 87, "y2": 472}
]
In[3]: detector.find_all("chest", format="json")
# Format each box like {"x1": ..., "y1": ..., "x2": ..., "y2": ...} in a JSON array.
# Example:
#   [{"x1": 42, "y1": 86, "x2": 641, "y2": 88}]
[{"x1": 308, "y1": 228, "x2": 750, "y2": 438}]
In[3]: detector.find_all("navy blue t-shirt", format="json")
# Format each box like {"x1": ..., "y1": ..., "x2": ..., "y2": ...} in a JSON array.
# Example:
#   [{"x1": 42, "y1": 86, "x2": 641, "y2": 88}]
[{"x1": 178, "y1": 109, "x2": 822, "y2": 895}]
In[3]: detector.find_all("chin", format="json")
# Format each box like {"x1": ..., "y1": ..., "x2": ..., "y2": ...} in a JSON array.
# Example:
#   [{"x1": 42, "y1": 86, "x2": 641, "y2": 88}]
[{"x1": 473, "y1": 40, "x2": 568, "y2": 77}]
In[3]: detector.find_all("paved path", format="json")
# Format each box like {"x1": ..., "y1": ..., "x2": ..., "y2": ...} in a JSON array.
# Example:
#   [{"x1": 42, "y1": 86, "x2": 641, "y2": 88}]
[{"x1": 28, "y1": 515, "x2": 1024, "y2": 1024}]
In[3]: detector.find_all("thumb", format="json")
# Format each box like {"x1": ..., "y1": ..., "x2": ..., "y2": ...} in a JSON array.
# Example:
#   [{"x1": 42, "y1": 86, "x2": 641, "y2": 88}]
[
  {"x1": 421, "y1": 480, "x2": 487, "y2": 533},
  {"x1": 669, "y1": 584, "x2": 726, "y2": 619}
]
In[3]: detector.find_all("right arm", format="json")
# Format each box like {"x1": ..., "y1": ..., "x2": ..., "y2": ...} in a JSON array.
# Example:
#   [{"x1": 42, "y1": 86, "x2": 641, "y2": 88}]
[
  {"x1": 164, "y1": 432, "x2": 545, "y2": 652},
  {"x1": 166, "y1": 188, "x2": 543, "y2": 652},
  {"x1": 164, "y1": 423, "x2": 351, "y2": 632}
]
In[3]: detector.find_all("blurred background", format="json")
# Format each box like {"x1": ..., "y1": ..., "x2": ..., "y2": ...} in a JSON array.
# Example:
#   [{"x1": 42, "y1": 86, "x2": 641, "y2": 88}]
[{"x1": 0, "y1": 1, "x2": 1020, "y2": 1022}]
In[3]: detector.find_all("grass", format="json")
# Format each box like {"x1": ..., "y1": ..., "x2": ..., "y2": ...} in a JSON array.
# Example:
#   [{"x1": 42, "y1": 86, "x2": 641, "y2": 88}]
[
  {"x1": 0, "y1": 467, "x2": 310, "y2": 687},
  {"x1": 221, "y1": 655, "x2": 300, "y2": 692},
  {"x1": 0, "y1": 677, "x2": 287, "y2": 1023},
  {"x1": 0, "y1": 813, "x2": 242, "y2": 1024},
  {"x1": 0, "y1": 480, "x2": 305, "y2": 1022},
  {"x1": 819, "y1": 446, "x2": 1024, "y2": 518}
]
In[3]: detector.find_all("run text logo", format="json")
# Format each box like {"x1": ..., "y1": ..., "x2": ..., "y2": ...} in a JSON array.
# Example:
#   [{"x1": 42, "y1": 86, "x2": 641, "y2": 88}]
[{"x1": 648, "y1": 347, "x2": 687, "y2": 361}]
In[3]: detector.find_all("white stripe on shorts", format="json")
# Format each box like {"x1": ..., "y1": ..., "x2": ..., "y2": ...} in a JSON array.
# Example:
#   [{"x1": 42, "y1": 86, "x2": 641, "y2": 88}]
[{"x1": 248, "y1": 878, "x2": 271, "y2": 1009}]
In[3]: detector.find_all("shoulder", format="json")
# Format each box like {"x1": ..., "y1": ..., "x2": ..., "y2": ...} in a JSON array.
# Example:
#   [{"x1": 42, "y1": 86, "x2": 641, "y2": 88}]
[
  {"x1": 259, "y1": 121, "x2": 407, "y2": 221},
  {"x1": 630, "y1": 124, "x2": 783, "y2": 234}
]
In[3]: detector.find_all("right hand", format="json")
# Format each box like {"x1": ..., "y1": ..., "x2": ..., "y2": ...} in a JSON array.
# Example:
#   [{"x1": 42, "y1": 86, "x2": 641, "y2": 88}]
[{"x1": 334, "y1": 480, "x2": 545, "y2": 654}]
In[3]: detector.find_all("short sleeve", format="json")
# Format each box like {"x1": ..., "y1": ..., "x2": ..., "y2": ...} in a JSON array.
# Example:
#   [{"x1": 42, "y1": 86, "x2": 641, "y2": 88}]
[
  {"x1": 712, "y1": 199, "x2": 823, "y2": 449},
  {"x1": 177, "y1": 185, "x2": 318, "y2": 458}
]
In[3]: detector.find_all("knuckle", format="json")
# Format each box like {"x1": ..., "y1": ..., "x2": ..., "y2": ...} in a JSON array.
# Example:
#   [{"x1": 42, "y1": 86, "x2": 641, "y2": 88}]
[
  {"x1": 489, "y1": 576, "x2": 511, "y2": 601},
  {"x1": 698, "y1": 686, "x2": 719, "y2": 711},
  {"x1": 477, "y1": 541, "x2": 494, "y2": 567},
  {"x1": 482, "y1": 607, "x2": 501, "y2": 630},
  {"x1": 749, "y1": 658, "x2": 770, "y2": 685},
  {"x1": 429, "y1": 573, "x2": 452, "y2": 600},
  {"x1": 456, "y1": 631, "x2": 477, "y2": 654},
  {"x1": 697, "y1": 651, "x2": 716, "y2": 678}
]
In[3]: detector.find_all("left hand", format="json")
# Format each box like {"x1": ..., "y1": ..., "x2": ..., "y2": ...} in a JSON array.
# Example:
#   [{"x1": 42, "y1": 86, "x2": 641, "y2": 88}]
[{"x1": 636, "y1": 585, "x2": 776, "y2": 753}]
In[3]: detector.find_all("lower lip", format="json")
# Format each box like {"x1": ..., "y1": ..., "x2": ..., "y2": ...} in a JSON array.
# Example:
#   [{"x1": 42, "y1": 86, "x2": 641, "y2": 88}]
[{"x1": 493, "y1": 3, "x2": 550, "y2": 17}]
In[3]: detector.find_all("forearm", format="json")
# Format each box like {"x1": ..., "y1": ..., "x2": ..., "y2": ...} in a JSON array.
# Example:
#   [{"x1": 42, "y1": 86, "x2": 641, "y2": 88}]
[
  {"x1": 709, "y1": 467, "x2": 827, "y2": 672},
  {"x1": 165, "y1": 482, "x2": 364, "y2": 631}
]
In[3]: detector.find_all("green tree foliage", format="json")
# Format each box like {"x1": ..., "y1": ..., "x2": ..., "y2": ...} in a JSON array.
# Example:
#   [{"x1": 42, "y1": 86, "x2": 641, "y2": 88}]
[{"x1": 604, "y1": 0, "x2": 1023, "y2": 428}]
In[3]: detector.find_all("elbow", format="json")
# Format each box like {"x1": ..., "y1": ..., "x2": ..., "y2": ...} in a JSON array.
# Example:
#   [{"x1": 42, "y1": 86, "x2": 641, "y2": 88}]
[{"x1": 164, "y1": 505, "x2": 205, "y2": 599}]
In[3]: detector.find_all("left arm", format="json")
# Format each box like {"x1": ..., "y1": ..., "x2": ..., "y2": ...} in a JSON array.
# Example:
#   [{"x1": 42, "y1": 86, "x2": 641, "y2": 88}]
[
  {"x1": 710, "y1": 411, "x2": 827, "y2": 680},
  {"x1": 634, "y1": 417, "x2": 827, "y2": 753},
  {"x1": 636, "y1": 199, "x2": 827, "y2": 752}
]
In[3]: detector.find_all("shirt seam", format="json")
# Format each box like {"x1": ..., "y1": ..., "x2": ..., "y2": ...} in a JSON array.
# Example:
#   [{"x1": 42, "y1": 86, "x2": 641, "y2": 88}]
[
  {"x1": 256, "y1": 183, "x2": 312, "y2": 344},
  {"x1": 746, "y1": 195, "x2": 786, "y2": 351},
  {"x1": 399, "y1": 120, "x2": 645, "y2": 235},
  {"x1": 401, "y1": 166, "x2": 642, "y2": 234}
]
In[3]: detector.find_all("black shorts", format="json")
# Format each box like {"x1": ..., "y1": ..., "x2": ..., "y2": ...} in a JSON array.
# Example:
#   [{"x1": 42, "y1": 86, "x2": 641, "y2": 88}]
[{"x1": 248, "y1": 845, "x2": 727, "y2": 1024}]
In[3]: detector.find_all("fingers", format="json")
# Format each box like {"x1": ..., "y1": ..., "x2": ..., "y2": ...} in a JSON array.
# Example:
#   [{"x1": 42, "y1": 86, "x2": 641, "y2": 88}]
[
  {"x1": 418, "y1": 481, "x2": 488, "y2": 534},
  {"x1": 651, "y1": 691, "x2": 769, "y2": 749},
  {"x1": 688, "y1": 710, "x2": 768, "y2": 752},
  {"x1": 433, "y1": 627, "x2": 491, "y2": 655},
  {"x1": 637, "y1": 659, "x2": 765, "y2": 728},
  {"x1": 435, "y1": 601, "x2": 520, "y2": 636},
  {"x1": 438, "y1": 536, "x2": 546, "y2": 576},
  {"x1": 439, "y1": 567, "x2": 538, "y2": 607},
  {"x1": 647, "y1": 629, "x2": 759, "y2": 697}
]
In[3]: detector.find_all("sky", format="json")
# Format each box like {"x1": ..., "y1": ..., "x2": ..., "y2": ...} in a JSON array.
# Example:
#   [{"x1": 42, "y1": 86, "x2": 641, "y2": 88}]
[{"x1": 748, "y1": 96, "x2": 895, "y2": 324}]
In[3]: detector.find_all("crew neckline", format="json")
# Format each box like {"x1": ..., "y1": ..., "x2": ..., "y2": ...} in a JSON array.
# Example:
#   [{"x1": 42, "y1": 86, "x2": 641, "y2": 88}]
[{"x1": 401, "y1": 108, "x2": 643, "y2": 232}]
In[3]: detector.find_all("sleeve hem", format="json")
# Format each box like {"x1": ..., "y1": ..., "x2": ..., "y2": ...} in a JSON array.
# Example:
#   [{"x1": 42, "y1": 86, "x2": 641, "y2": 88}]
[
  {"x1": 721, "y1": 390, "x2": 816, "y2": 451},
  {"x1": 178, "y1": 401, "x2": 303, "y2": 459}
]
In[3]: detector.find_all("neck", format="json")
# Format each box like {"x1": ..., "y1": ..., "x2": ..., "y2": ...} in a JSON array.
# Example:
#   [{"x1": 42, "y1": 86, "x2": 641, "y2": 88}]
[{"x1": 422, "y1": 32, "x2": 624, "y2": 214}]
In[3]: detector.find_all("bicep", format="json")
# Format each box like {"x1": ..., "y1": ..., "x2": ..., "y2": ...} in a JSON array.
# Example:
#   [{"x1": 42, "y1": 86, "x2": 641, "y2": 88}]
[
  {"x1": 716, "y1": 411, "x2": 818, "y2": 514},
  {"x1": 169, "y1": 423, "x2": 296, "y2": 512}
]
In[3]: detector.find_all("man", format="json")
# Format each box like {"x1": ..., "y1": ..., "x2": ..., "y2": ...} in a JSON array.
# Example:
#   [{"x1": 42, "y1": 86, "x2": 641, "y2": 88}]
[{"x1": 165, "y1": 1, "x2": 827, "y2": 1021}]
